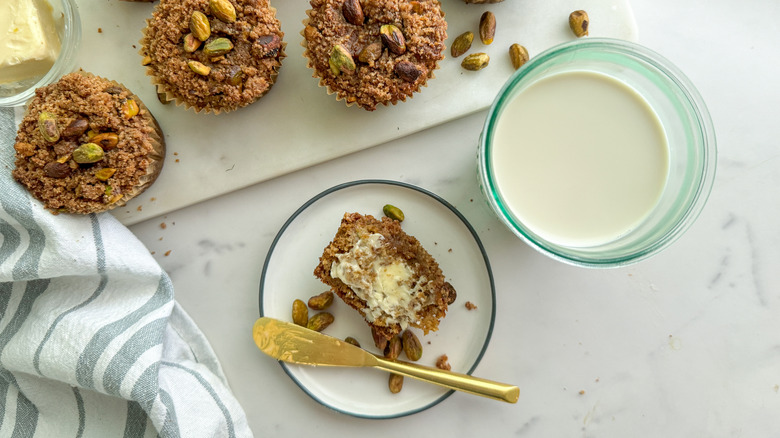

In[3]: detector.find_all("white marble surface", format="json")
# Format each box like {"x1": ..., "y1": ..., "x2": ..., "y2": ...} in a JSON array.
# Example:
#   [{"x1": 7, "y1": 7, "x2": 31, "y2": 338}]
[{"x1": 128, "y1": 0, "x2": 780, "y2": 435}]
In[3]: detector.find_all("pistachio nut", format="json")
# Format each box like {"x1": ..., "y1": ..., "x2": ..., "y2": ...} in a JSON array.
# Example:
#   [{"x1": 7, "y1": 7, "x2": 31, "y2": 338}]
[
  {"x1": 461, "y1": 52, "x2": 490, "y2": 71},
  {"x1": 203, "y1": 37, "x2": 234, "y2": 56},
  {"x1": 292, "y1": 299, "x2": 309, "y2": 327},
  {"x1": 43, "y1": 161, "x2": 71, "y2": 179},
  {"x1": 371, "y1": 326, "x2": 388, "y2": 351},
  {"x1": 358, "y1": 42, "x2": 382, "y2": 66},
  {"x1": 342, "y1": 0, "x2": 364, "y2": 26},
  {"x1": 329, "y1": 44, "x2": 356, "y2": 76},
  {"x1": 190, "y1": 11, "x2": 211, "y2": 41},
  {"x1": 383, "y1": 335, "x2": 402, "y2": 360},
  {"x1": 388, "y1": 373, "x2": 404, "y2": 394},
  {"x1": 92, "y1": 132, "x2": 119, "y2": 151},
  {"x1": 394, "y1": 60, "x2": 421, "y2": 82},
  {"x1": 402, "y1": 329, "x2": 422, "y2": 361},
  {"x1": 569, "y1": 10, "x2": 589, "y2": 37},
  {"x1": 307, "y1": 312, "x2": 334, "y2": 332},
  {"x1": 307, "y1": 290, "x2": 334, "y2": 310},
  {"x1": 72, "y1": 143, "x2": 105, "y2": 164},
  {"x1": 209, "y1": 0, "x2": 236, "y2": 23},
  {"x1": 450, "y1": 31, "x2": 473, "y2": 58},
  {"x1": 509, "y1": 43, "x2": 529, "y2": 70},
  {"x1": 120, "y1": 99, "x2": 140, "y2": 119},
  {"x1": 188, "y1": 60, "x2": 212, "y2": 76},
  {"x1": 95, "y1": 167, "x2": 117, "y2": 181},
  {"x1": 443, "y1": 281, "x2": 457, "y2": 305},
  {"x1": 380, "y1": 24, "x2": 406, "y2": 55},
  {"x1": 38, "y1": 112, "x2": 59, "y2": 143},
  {"x1": 183, "y1": 33, "x2": 201, "y2": 53},
  {"x1": 61, "y1": 119, "x2": 89, "y2": 138},
  {"x1": 382, "y1": 204, "x2": 404, "y2": 221},
  {"x1": 255, "y1": 34, "x2": 281, "y2": 58},
  {"x1": 479, "y1": 11, "x2": 496, "y2": 45},
  {"x1": 226, "y1": 65, "x2": 245, "y2": 86},
  {"x1": 108, "y1": 194, "x2": 123, "y2": 204},
  {"x1": 344, "y1": 337, "x2": 361, "y2": 348},
  {"x1": 104, "y1": 86, "x2": 123, "y2": 95}
]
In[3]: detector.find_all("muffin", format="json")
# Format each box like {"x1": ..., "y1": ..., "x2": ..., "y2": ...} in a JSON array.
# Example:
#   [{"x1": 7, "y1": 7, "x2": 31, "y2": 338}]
[
  {"x1": 142, "y1": 0, "x2": 285, "y2": 113},
  {"x1": 12, "y1": 71, "x2": 165, "y2": 214},
  {"x1": 302, "y1": 0, "x2": 447, "y2": 111},
  {"x1": 314, "y1": 212, "x2": 456, "y2": 341}
]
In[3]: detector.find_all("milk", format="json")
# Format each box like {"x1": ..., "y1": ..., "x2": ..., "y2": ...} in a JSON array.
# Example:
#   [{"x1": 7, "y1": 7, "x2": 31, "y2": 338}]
[{"x1": 489, "y1": 70, "x2": 669, "y2": 247}]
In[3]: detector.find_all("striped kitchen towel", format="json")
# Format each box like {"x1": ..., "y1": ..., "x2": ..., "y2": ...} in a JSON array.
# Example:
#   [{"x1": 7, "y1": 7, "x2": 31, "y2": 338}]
[{"x1": 0, "y1": 109, "x2": 252, "y2": 437}]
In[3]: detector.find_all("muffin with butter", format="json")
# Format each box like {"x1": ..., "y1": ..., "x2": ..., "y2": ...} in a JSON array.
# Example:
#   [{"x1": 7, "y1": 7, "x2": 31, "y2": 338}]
[
  {"x1": 12, "y1": 72, "x2": 165, "y2": 214},
  {"x1": 314, "y1": 212, "x2": 456, "y2": 341}
]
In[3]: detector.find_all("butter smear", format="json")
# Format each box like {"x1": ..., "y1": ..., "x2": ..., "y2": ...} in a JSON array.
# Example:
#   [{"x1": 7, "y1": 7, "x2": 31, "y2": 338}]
[
  {"x1": 0, "y1": 0, "x2": 61, "y2": 84},
  {"x1": 330, "y1": 233, "x2": 429, "y2": 329}
]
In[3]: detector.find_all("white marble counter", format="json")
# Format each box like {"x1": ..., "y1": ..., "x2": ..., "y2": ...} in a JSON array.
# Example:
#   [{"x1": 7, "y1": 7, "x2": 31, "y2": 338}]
[{"x1": 128, "y1": 0, "x2": 780, "y2": 435}]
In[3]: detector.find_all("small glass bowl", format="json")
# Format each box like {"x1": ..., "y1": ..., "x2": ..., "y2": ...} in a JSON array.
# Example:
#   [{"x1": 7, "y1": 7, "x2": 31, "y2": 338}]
[
  {"x1": 0, "y1": 0, "x2": 81, "y2": 108},
  {"x1": 478, "y1": 38, "x2": 717, "y2": 268}
]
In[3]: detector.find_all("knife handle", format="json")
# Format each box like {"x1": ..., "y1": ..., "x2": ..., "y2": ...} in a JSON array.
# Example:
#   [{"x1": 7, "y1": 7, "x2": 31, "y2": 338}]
[{"x1": 372, "y1": 355, "x2": 519, "y2": 403}]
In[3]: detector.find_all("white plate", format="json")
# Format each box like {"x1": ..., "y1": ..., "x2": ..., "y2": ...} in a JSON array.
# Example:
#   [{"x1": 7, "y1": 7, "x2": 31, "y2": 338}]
[{"x1": 259, "y1": 180, "x2": 495, "y2": 418}]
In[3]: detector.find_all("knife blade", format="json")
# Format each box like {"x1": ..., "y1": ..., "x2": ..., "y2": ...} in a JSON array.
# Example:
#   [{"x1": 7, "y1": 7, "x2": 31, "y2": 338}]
[{"x1": 252, "y1": 317, "x2": 519, "y2": 403}]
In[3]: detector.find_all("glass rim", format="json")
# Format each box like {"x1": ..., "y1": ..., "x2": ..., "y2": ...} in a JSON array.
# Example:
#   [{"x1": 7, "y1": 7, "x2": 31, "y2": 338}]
[{"x1": 478, "y1": 38, "x2": 717, "y2": 268}]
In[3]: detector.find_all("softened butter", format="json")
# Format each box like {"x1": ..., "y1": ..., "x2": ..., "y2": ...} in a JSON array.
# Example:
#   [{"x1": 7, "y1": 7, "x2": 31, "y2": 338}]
[{"x1": 0, "y1": 0, "x2": 61, "y2": 84}]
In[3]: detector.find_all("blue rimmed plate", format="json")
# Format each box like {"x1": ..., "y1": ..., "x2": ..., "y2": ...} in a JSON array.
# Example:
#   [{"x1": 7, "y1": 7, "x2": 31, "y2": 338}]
[{"x1": 259, "y1": 180, "x2": 495, "y2": 418}]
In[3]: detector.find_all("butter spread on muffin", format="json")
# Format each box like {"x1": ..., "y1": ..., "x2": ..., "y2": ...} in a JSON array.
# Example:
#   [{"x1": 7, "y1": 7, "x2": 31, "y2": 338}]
[{"x1": 314, "y1": 212, "x2": 455, "y2": 340}]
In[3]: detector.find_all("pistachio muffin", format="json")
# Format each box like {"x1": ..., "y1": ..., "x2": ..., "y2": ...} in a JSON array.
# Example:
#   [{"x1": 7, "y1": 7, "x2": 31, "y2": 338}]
[
  {"x1": 12, "y1": 71, "x2": 165, "y2": 214},
  {"x1": 302, "y1": 0, "x2": 447, "y2": 111},
  {"x1": 314, "y1": 212, "x2": 456, "y2": 341},
  {"x1": 142, "y1": 0, "x2": 285, "y2": 113}
]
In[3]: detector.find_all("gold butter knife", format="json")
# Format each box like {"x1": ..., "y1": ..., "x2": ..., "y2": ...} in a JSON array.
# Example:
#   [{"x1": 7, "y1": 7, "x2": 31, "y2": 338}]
[{"x1": 252, "y1": 317, "x2": 519, "y2": 404}]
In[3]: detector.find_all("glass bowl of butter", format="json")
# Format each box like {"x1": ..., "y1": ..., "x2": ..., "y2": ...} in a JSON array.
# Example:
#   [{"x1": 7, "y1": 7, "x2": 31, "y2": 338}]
[
  {"x1": 478, "y1": 38, "x2": 717, "y2": 268},
  {"x1": 0, "y1": 0, "x2": 81, "y2": 107}
]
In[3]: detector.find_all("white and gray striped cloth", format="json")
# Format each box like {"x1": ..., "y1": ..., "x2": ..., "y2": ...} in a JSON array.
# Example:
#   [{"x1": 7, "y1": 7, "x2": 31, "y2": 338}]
[{"x1": 1, "y1": 107, "x2": 252, "y2": 437}]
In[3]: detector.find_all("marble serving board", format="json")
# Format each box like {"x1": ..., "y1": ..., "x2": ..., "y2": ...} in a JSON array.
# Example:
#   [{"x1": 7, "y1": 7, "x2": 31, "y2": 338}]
[{"x1": 70, "y1": 0, "x2": 637, "y2": 225}]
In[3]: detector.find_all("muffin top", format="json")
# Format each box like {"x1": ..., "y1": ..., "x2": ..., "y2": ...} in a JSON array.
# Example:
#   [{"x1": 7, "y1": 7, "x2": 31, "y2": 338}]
[
  {"x1": 303, "y1": 0, "x2": 447, "y2": 111},
  {"x1": 143, "y1": 0, "x2": 284, "y2": 112},
  {"x1": 12, "y1": 72, "x2": 164, "y2": 214}
]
